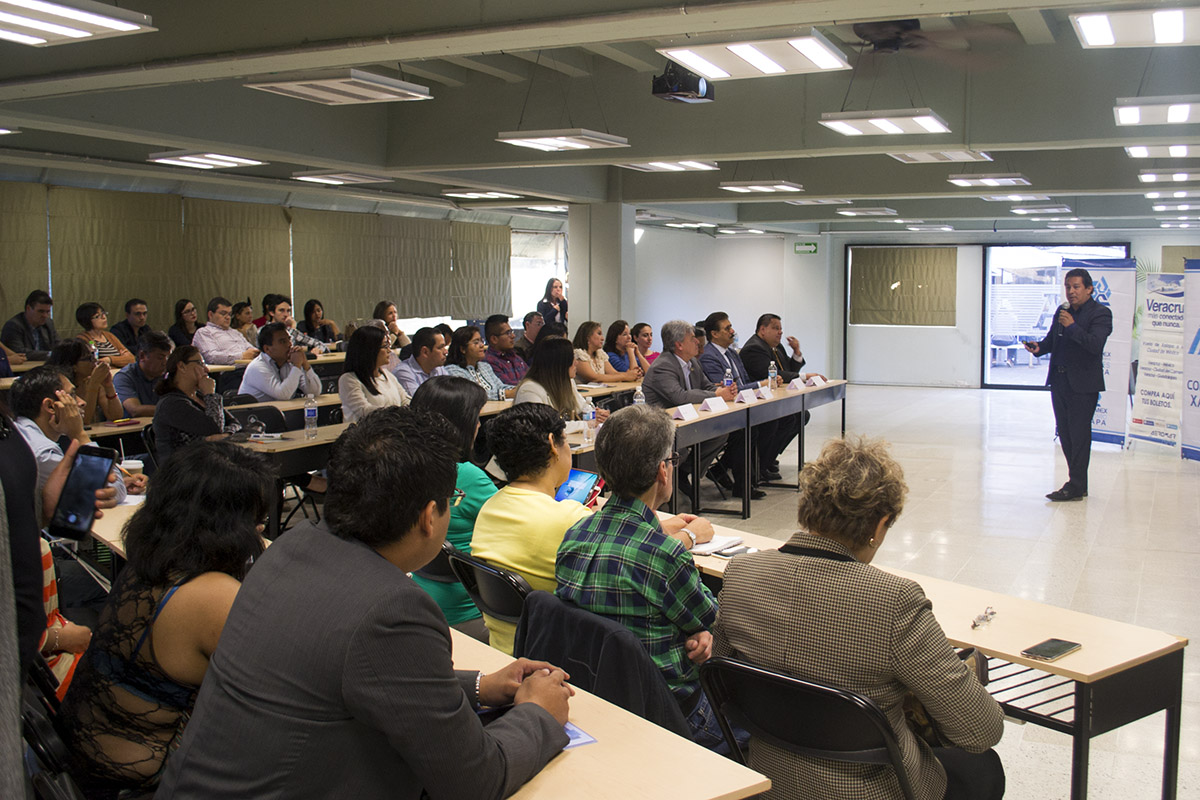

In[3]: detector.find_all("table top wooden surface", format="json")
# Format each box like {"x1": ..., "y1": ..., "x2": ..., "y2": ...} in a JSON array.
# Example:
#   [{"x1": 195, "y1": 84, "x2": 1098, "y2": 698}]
[
  {"x1": 10, "y1": 359, "x2": 42, "y2": 373},
  {"x1": 233, "y1": 351, "x2": 346, "y2": 366},
  {"x1": 450, "y1": 629, "x2": 770, "y2": 800},
  {"x1": 235, "y1": 421, "x2": 350, "y2": 453}
]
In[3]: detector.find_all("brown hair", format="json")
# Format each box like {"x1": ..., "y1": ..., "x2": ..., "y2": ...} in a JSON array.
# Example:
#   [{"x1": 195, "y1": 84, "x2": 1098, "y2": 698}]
[{"x1": 796, "y1": 437, "x2": 908, "y2": 549}]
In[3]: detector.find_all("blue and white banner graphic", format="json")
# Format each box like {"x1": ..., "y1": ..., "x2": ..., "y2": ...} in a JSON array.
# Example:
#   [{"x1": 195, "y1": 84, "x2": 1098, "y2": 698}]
[
  {"x1": 1183, "y1": 259, "x2": 1200, "y2": 461},
  {"x1": 1130, "y1": 273, "x2": 1185, "y2": 447},
  {"x1": 1063, "y1": 258, "x2": 1135, "y2": 446}
]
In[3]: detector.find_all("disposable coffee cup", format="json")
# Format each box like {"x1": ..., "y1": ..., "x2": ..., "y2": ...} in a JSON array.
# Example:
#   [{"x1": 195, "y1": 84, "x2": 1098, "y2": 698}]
[{"x1": 123, "y1": 459, "x2": 144, "y2": 475}]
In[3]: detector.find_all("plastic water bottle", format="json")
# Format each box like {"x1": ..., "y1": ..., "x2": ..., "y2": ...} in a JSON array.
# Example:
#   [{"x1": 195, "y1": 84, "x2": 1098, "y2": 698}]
[
  {"x1": 768, "y1": 360, "x2": 778, "y2": 389},
  {"x1": 304, "y1": 394, "x2": 318, "y2": 440},
  {"x1": 723, "y1": 368, "x2": 734, "y2": 390},
  {"x1": 633, "y1": 386, "x2": 646, "y2": 405},
  {"x1": 582, "y1": 399, "x2": 597, "y2": 443}
]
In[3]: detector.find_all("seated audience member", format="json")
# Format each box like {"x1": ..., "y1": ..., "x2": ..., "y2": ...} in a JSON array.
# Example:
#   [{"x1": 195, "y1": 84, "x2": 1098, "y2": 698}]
[
  {"x1": 572, "y1": 320, "x2": 639, "y2": 384},
  {"x1": 471, "y1": 403, "x2": 593, "y2": 655},
  {"x1": 513, "y1": 336, "x2": 609, "y2": 434},
  {"x1": 446, "y1": 325, "x2": 513, "y2": 401},
  {"x1": 46, "y1": 341, "x2": 123, "y2": 424},
  {"x1": 114, "y1": 331, "x2": 173, "y2": 417},
  {"x1": 557, "y1": 405, "x2": 738, "y2": 751},
  {"x1": 191, "y1": 296, "x2": 260, "y2": 366},
  {"x1": 483, "y1": 314, "x2": 529, "y2": 386},
  {"x1": 700, "y1": 311, "x2": 771, "y2": 493},
  {"x1": 632, "y1": 322, "x2": 659, "y2": 364},
  {"x1": 694, "y1": 323, "x2": 707, "y2": 350},
  {"x1": 372, "y1": 300, "x2": 412, "y2": 348},
  {"x1": 168, "y1": 298, "x2": 200, "y2": 347},
  {"x1": 156, "y1": 407, "x2": 572, "y2": 799},
  {"x1": 338, "y1": 325, "x2": 410, "y2": 424},
  {"x1": 11, "y1": 365, "x2": 134, "y2": 504},
  {"x1": 2, "y1": 289, "x2": 59, "y2": 359},
  {"x1": 513, "y1": 311, "x2": 543, "y2": 362},
  {"x1": 0, "y1": 340, "x2": 24, "y2": 376},
  {"x1": 409, "y1": 376, "x2": 494, "y2": 642},
  {"x1": 641, "y1": 320, "x2": 736, "y2": 496},
  {"x1": 392, "y1": 326, "x2": 449, "y2": 396},
  {"x1": 38, "y1": 538, "x2": 93, "y2": 700},
  {"x1": 263, "y1": 294, "x2": 327, "y2": 353},
  {"x1": 300, "y1": 298, "x2": 341, "y2": 344},
  {"x1": 713, "y1": 437, "x2": 1005, "y2": 800},
  {"x1": 152, "y1": 346, "x2": 242, "y2": 464},
  {"x1": 238, "y1": 322, "x2": 321, "y2": 401},
  {"x1": 537, "y1": 277, "x2": 568, "y2": 325},
  {"x1": 61, "y1": 441, "x2": 272, "y2": 797},
  {"x1": 109, "y1": 298, "x2": 149, "y2": 351},
  {"x1": 231, "y1": 300, "x2": 258, "y2": 347},
  {"x1": 251, "y1": 293, "x2": 279, "y2": 329},
  {"x1": 534, "y1": 321, "x2": 568, "y2": 348},
  {"x1": 75, "y1": 302, "x2": 134, "y2": 368},
  {"x1": 603, "y1": 319, "x2": 651, "y2": 375}
]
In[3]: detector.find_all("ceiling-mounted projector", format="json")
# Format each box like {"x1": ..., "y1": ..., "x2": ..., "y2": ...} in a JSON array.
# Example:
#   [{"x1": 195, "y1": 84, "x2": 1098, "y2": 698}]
[{"x1": 652, "y1": 63, "x2": 714, "y2": 103}]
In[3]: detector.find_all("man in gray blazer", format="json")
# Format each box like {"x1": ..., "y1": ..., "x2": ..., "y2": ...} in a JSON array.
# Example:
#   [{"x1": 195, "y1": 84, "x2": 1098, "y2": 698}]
[
  {"x1": 642, "y1": 319, "x2": 737, "y2": 500},
  {"x1": 158, "y1": 406, "x2": 572, "y2": 800}
]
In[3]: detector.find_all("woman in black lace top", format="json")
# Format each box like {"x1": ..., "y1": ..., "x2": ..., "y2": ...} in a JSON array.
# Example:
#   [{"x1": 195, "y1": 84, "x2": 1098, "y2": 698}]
[{"x1": 60, "y1": 441, "x2": 272, "y2": 797}]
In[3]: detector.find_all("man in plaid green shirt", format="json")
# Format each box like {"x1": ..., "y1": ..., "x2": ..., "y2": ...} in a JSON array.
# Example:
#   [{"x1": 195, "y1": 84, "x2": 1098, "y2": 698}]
[{"x1": 557, "y1": 405, "x2": 743, "y2": 752}]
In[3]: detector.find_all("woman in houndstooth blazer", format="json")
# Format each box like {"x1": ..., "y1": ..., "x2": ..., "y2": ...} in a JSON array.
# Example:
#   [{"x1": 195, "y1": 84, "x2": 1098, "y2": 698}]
[{"x1": 713, "y1": 437, "x2": 1005, "y2": 800}]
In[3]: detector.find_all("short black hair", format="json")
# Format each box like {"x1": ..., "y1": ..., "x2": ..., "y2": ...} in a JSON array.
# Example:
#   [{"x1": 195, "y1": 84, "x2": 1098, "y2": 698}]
[
  {"x1": 703, "y1": 311, "x2": 729, "y2": 339},
  {"x1": 489, "y1": 402, "x2": 565, "y2": 481},
  {"x1": 231, "y1": 300, "x2": 253, "y2": 320},
  {"x1": 257, "y1": 322, "x2": 289, "y2": 350},
  {"x1": 25, "y1": 290, "x2": 52, "y2": 309},
  {"x1": 207, "y1": 296, "x2": 232, "y2": 314},
  {"x1": 434, "y1": 323, "x2": 454, "y2": 344},
  {"x1": 343, "y1": 325, "x2": 387, "y2": 396},
  {"x1": 324, "y1": 406, "x2": 459, "y2": 548},
  {"x1": 10, "y1": 365, "x2": 71, "y2": 420},
  {"x1": 755, "y1": 313, "x2": 781, "y2": 331},
  {"x1": 410, "y1": 326, "x2": 438, "y2": 357},
  {"x1": 535, "y1": 322, "x2": 568, "y2": 344},
  {"x1": 523, "y1": 311, "x2": 543, "y2": 326},
  {"x1": 124, "y1": 440, "x2": 272, "y2": 584},
  {"x1": 75, "y1": 302, "x2": 104, "y2": 331},
  {"x1": 484, "y1": 314, "x2": 510, "y2": 342},
  {"x1": 1065, "y1": 267, "x2": 1094, "y2": 288},
  {"x1": 267, "y1": 294, "x2": 291, "y2": 315},
  {"x1": 124, "y1": 298, "x2": 147, "y2": 314},
  {"x1": 137, "y1": 331, "x2": 173, "y2": 357},
  {"x1": 261, "y1": 293, "x2": 282, "y2": 314},
  {"x1": 411, "y1": 376, "x2": 488, "y2": 462},
  {"x1": 45, "y1": 340, "x2": 91, "y2": 370}
]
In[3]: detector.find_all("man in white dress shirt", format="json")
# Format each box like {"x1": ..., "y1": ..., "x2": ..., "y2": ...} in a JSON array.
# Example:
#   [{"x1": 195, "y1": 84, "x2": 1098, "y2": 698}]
[
  {"x1": 192, "y1": 296, "x2": 261, "y2": 366},
  {"x1": 239, "y1": 323, "x2": 321, "y2": 401}
]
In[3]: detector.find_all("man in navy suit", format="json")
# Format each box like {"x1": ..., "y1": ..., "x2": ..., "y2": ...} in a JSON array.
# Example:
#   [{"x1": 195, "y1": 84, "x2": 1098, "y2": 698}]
[
  {"x1": 1025, "y1": 268, "x2": 1113, "y2": 501},
  {"x1": 700, "y1": 312, "x2": 768, "y2": 498}
]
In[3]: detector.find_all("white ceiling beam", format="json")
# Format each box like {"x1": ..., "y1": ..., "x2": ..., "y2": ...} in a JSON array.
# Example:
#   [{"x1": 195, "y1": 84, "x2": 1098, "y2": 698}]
[
  {"x1": 440, "y1": 55, "x2": 527, "y2": 83},
  {"x1": 397, "y1": 61, "x2": 469, "y2": 87},
  {"x1": 1008, "y1": 9, "x2": 1056, "y2": 45},
  {"x1": 508, "y1": 49, "x2": 591, "y2": 78},
  {"x1": 580, "y1": 42, "x2": 660, "y2": 72}
]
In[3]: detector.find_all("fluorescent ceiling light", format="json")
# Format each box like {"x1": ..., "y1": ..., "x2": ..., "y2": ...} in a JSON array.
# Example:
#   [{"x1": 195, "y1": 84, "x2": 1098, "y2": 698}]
[
  {"x1": 907, "y1": 224, "x2": 954, "y2": 231},
  {"x1": 820, "y1": 108, "x2": 950, "y2": 136},
  {"x1": 837, "y1": 207, "x2": 897, "y2": 216},
  {"x1": 784, "y1": 198, "x2": 852, "y2": 205},
  {"x1": 1012, "y1": 204, "x2": 1072, "y2": 215},
  {"x1": 497, "y1": 128, "x2": 629, "y2": 151},
  {"x1": 718, "y1": 228, "x2": 765, "y2": 234},
  {"x1": 523, "y1": 205, "x2": 568, "y2": 213},
  {"x1": 888, "y1": 151, "x2": 991, "y2": 164},
  {"x1": 1028, "y1": 216, "x2": 1080, "y2": 222},
  {"x1": 1139, "y1": 168, "x2": 1200, "y2": 183},
  {"x1": 1048, "y1": 222, "x2": 1094, "y2": 229},
  {"x1": 1154, "y1": 203, "x2": 1195, "y2": 211},
  {"x1": 1160, "y1": 222, "x2": 1193, "y2": 228},
  {"x1": 291, "y1": 171, "x2": 393, "y2": 185},
  {"x1": 665, "y1": 222, "x2": 718, "y2": 228},
  {"x1": 0, "y1": 0, "x2": 153, "y2": 46},
  {"x1": 441, "y1": 189, "x2": 523, "y2": 199},
  {"x1": 718, "y1": 180, "x2": 804, "y2": 193},
  {"x1": 246, "y1": 69, "x2": 432, "y2": 105},
  {"x1": 947, "y1": 173, "x2": 1031, "y2": 187},
  {"x1": 1071, "y1": 8, "x2": 1198, "y2": 48},
  {"x1": 1159, "y1": 215, "x2": 1200, "y2": 220},
  {"x1": 148, "y1": 150, "x2": 265, "y2": 169},
  {"x1": 658, "y1": 30, "x2": 849, "y2": 81},
  {"x1": 1145, "y1": 189, "x2": 1200, "y2": 198},
  {"x1": 1125, "y1": 145, "x2": 1195, "y2": 158},
  {"x1": 1114, "y1": 96, "x2": 1200, "y2": 126},
  {"x1": 618, "y1": 160, "x2": 718, "y2": 172},
  {"x1": 0, "y1": 127, "x2": 19, "y2": 135},
  {"x1": 979, "y1": 194, "x2": 1050, "y2": 202}
]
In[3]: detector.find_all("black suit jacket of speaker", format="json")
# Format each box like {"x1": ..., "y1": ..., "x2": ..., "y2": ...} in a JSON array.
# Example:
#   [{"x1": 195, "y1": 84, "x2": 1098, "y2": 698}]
[{"x1": 1036, "y1": 297, "x2": 1113, "y2": 394}]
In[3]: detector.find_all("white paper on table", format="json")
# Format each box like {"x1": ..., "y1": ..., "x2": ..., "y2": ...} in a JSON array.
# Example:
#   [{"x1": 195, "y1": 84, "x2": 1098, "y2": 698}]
[
  {"x1": 120, "y1": 493, "x2": 147, "y2": 506},
  {"x1": 700, "y1": 396, "x2": 728, "y2": 412},
  {"x1": 563, "y1": 722, "x2": 597, "y2": 750},
  {"x1": 756, "y1": 386, "x2": 775, "y2": 399},
  {"x1": 690, "y1": 534, "x2": 744, "y2": 556},
  {"x1": 671, "y1": 404, "x2": 699, "y2": 421},
  {"x1": 736, "y1": 389, "x2": 758, "y2": 404}
]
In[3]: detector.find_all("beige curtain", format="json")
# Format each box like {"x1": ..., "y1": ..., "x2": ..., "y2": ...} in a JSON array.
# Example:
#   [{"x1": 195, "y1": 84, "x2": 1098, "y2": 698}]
[
  {"x1": 0, "y1": 182, "x2": 48, "y2": 314},
  {"x1": 449, "y1": 221, "x2": 512, "y2": 318},
  {"x1": 182, "y1": 198, "x2": 291, "y2": 316},
  {"x1": 47, "y1": 186, "x2": 184, "y2": 337},
  {"x1": 849, "y1": 246, "x2": 957, "y2": 326}
]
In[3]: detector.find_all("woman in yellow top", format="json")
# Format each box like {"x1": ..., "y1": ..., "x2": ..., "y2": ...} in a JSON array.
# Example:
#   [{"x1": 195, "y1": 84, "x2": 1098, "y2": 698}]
[{"x1": 469, "y1": 402, "x2": 592, "y2": 654}]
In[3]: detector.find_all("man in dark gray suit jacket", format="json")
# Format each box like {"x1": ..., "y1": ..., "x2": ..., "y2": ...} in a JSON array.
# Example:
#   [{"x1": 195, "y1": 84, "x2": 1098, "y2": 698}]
[
  {"x1": 1, "y1": 290, "x2": 59, "y2": 360},
  {"x1": 1025, "y1": 267, "x2": 1113, "y2": 501},
  {"x1": 158, "y1": 407, "x2": 572, "y2": 800}
]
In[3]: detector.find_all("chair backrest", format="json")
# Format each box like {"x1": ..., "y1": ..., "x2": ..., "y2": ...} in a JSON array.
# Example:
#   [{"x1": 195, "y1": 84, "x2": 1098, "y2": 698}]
[
  {"x1": 320, "y1": 375, "x2": 339, "y2": 395},
  {"x1": 446, "y1": 550, "x2": 531, "y2": 624},
  {"x1": 415, "y1": 541, "x2": 460, "y2": 583},
  {"x1": 141, "y1": 424, "x2": 159, "y2": 469},
  {"x1": 226, "y1": 405, "x2": 287, "y2": 433},
  {"x1": 698, "y1": 657, "x2": 918, "y2": 800},
  {"x1": 224, "y1": 392, "x2": 263, "y2": 407}
]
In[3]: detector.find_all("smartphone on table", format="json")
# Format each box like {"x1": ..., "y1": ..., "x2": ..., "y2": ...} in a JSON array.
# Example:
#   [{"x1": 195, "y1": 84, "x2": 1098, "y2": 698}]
[
  {"x1": 1020, "y1": 638, "x2": 1081, "y2": 662},
  {"x1": 48, "y1": 445, "x2": 118, "y2": 540}
]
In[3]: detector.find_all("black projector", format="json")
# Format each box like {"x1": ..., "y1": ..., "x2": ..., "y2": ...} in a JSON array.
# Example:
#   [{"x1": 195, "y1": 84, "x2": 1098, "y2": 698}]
[{"x1": 652, "y1": 64, "x2": 714, "y2": 103}]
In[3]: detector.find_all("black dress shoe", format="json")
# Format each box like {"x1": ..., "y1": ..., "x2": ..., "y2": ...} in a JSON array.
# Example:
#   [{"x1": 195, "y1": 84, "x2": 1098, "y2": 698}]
[
  {"x1": 732, "y1": 487, "x2": 767, "y2": 500},
  {"x1": 1046, "y1": 486, "x2": 1087, "y2": 502},
  {"x1": 761, "y1": 467, "x2": 782, "y2": 481},
  {"x1": 706, "y1": 466, "x2": 735, "y2": 491}
]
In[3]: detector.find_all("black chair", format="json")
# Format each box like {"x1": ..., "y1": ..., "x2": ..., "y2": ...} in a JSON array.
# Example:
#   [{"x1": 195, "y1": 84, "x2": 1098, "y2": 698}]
[
  {"x1": 225, "y1": 406, "x2": 320, "y2": 529},
  {"x1": 415, "y1": 541, "x2": 460, "y2": 584},
  {"x1": 141, "y1": 424, "x2": 159, "y2": 470},
  {"x1": 223, "y1": 392, "x2": 262, "y2": 407},
  {"x1": 446, "y1": 550, "x2": 531, "y2": 625},
  {"x1": 320, "y1": 375, "x2": 339, "y2": 395},
  {"x1": 23, "y1": 662, "x2": 87, "y2": 800},
  {"x1": 698, "y1": 657, "x2": 918, "y2": 800}
]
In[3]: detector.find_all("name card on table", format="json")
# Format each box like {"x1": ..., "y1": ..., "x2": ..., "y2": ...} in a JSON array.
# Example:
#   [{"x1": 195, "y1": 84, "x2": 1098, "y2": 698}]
[
  {"x1": 672, "y1": 404, "x2": 700, "y2": 421},
  {"x1": 756, "y1": 386, "x2": 774, "y2": 400},
  {"x1": 700, "y1": 396, "x2": 729, "y2": 412},
  {"x1": 809, "y1": 374, "x2": 827, "y2": 387},
  {"x1": 787, "y1": 378, "x2": 806, "y2": 391},
  {"x1": 736, "y1": 388, "x2": 758, "y2": 404}
]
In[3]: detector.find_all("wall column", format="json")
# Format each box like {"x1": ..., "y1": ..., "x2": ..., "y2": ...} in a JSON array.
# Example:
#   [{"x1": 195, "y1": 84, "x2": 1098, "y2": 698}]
[{"x1": 566, "y1": 202, "x2": 636, "y2": 326}]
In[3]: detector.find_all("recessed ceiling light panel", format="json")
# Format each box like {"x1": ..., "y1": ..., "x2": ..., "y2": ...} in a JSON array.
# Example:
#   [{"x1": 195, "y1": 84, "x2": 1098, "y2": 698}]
[
  {"x1": 0, "y1": 126, "x2": 19, "y2": 135},
  {"x1": 837, "y1": 207, "x2": 897, "y2": 216},
  {"x1": 1139, "y1": 168, "x2": 1200, "y2": 183},
  {"x1": 785, "y1": 198, "x2": 852, "y2": 205},
  {"x1": 291, "y1": 171, "x2": 393, "y2": 185},
  {"x1": 948, "y1": 173, "x2": 1031, "y2": 187},
  {"x1": 497, "y1": 128, "x2": 629, "y2": 151},
  {"x1": 1114, "y1": 95, "x2": 1200, "y2": 126},
  {"x1": 718, "y1": 180, "x2": 804, "y2": 193},
  {"x1": 1047, "y1": 222, "x2": 1095, "y2": 229},
  {"x1": 980, "y1": 194, "x2": 1051, "y2": 202},
  {"x1": 657, "y1": 30, "x2": 850, "y2": 81},
  {"x1": 1125, "y1": 145, "x2": 1192, "y2": 158},
  {"x1": 1072, "y1": 9, "x2": 1200, "y2": 48},
  {"x1": 149, "y1": 150, "x2": 265, "y2": 170},
  {"x1": 1012, "y1": 204, "x2": 1072, "y2": 215},
  {"x1": 618, "y1": 161, "x2": 718, "y2": 172},
  {"x1": 247, "y1": 69, "x2": 432, "y2": 105},
  {"x1": 888, "y1": 151, "x2": 992, "y2": 164},
  {"x1": 907, "y1": 224, "x2": 954, "y2": 231},
  {"x1": 1160, "y1": 222, "x2": 1194, "y2": 228},
  {"x1": 1154, "y1": 203, "x2": 1196, "y2": 211},
  {"x1": 441, "y1": 189, "x2": 523, "y2": 199},
  {"x1": 820, "y1": 108, "x2": 950, "y2": 136},
  {"x1": 0, "y1": 0, "x2": 153, "y2": 47}
]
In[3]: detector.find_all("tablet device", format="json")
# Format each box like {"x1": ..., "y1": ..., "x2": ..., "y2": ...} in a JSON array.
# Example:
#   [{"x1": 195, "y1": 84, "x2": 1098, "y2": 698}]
[
  {"x1": 1020, "y1": 638, "x2": 1081, "y2": 662},
  {"x1": 555, "y1": 468, "x2": 601, "y2": 505}
]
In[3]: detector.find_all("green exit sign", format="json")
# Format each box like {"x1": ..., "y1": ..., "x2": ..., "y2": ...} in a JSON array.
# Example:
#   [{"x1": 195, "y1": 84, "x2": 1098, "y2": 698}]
[{"x1": 794, "y1": 242, "x2": 818, "y2": 254}]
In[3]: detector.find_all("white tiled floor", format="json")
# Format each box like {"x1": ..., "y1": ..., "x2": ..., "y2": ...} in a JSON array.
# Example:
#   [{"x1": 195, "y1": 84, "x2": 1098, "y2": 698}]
[{"x1": 694, "y1": 384, "x2": 1200, "y2": 800}]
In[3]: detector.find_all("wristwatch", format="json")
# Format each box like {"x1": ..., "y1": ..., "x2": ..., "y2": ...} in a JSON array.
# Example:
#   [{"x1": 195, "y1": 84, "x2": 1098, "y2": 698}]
[{"x1": 682, "y1": 528, "x2": 697, "y2": 547}]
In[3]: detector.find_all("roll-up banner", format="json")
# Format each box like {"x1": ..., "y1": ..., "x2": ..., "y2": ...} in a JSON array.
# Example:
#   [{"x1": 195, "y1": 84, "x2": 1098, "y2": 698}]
[
  {"x1": 1183, "y1": 259, "x2": 1200, "y2": 461},
  {"x1": 1062, "y1": 258, "x2": 1135, "y2": 446},
  {"x1": 1130, "y1": 273, "x2": 1185, "y2": 447}
]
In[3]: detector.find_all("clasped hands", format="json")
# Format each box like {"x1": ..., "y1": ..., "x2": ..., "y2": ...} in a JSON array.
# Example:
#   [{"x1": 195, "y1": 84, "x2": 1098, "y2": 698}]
[{"x1": 480, "y1": 657, "x2": 575, "y2": 726}]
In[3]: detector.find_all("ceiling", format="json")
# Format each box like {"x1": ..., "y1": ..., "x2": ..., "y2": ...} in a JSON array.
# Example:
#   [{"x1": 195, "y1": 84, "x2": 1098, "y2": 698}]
[{"x1": 0, "y1": 0, "x2": 1198, "y2": 236}]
